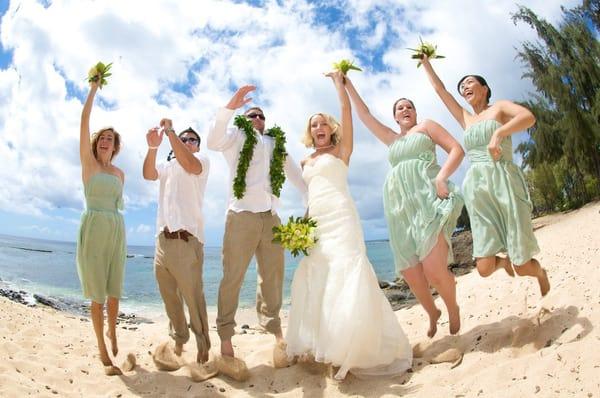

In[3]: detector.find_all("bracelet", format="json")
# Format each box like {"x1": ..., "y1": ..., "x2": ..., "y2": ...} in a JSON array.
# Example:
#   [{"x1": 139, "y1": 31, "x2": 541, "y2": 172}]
[
  {"x1": 148, "y1": 146, "x2": 159, "y2": 150},
  {"x1": 166, "y1": 127, "x2": 175, "y2": 134}
]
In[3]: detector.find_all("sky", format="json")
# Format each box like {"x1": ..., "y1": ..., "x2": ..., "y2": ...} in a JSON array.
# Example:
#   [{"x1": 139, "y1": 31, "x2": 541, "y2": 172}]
[{"x1": 0, "y1": 0, "x2": 582, "y2": 246}]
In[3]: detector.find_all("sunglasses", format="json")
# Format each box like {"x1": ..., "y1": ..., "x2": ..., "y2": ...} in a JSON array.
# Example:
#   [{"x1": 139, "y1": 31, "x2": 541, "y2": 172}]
[
  {"x1": 246, "y1": 113, "x2": 265, "y2": 121},
  {"x1": 181, "y1": 137, "x2": 199, "y2": 144}
]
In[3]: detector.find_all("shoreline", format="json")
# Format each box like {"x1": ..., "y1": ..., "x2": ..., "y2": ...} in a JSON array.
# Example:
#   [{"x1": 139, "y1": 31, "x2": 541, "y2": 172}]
[{"x1": 0, "y1": 201, "x2": 598, "y2": 396}]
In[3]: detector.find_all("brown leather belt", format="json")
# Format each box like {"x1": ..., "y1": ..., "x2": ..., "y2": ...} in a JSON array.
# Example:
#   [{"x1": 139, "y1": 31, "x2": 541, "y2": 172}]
[{"x1": 163, "y1": 229, "x2": 192, "y2": 242}]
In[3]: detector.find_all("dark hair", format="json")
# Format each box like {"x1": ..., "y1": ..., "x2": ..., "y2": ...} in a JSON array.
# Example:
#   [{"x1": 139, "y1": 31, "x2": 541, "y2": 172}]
[
  {"x1": 167, "y1": 127, "x2": 201, "y2": 161},
  {"x1": 457, "y1": 75, "x2": 491, "y2": 103},
  {"x1": 392, "y1": 98, "x2": 416, "y2": 118},
  {"x1": 244, "y1": 107, "x2": 264, "y2": 117}
]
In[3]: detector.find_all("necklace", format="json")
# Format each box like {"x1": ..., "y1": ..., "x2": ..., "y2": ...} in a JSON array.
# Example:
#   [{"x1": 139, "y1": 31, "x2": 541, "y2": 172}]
[{"x1": 232, "y1": 115, "x2": 288, "y2": 199}]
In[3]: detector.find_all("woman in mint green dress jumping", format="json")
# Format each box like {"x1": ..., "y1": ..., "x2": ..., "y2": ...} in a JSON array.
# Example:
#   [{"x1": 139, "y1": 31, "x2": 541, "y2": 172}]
[
  {"x1": 77, "y1": 79, "x2": 126, "y2": 375},
  {"x1": 420, "y1": 55, "x2": 549, "y2": 297},
  {"x1": 344, "y1": 76, "x2": 465, "y2": 338}
]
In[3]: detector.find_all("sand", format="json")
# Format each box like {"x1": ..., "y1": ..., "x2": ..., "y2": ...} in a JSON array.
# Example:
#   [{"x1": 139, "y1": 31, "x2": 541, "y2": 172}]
[{"x1": 1, "y1": 202, "x2": 598, "y2": 397}]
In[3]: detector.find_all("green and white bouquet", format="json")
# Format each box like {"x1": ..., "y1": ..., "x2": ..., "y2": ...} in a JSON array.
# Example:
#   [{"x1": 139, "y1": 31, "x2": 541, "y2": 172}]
[
  {"x1": 332, "y1": 59, "x2": 362, "y2": 75},
  {"x1": 408, "y1": 37, "x2": 445, "y2": 67},
  {"x1": 86, "y1": 61, "x2": 113, "y2": 88},
  {"x1": 272, "y1": 216, "x2": 318, "y2": 257}
]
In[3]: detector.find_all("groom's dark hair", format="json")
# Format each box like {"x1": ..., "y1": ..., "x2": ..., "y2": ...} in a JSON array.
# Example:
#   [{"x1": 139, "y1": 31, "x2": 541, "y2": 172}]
[{"x1": 244, "y1": 107, "x2": 265, "y2": 117}]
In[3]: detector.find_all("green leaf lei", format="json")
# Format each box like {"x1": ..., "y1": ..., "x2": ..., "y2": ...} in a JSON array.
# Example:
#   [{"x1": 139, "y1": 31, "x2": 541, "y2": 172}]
[{"x1": 232, "y1": 115, "x2": 288, "y2": 200}]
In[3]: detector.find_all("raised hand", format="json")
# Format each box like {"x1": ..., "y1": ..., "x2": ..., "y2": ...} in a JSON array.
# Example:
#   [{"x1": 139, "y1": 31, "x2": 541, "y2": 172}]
[
  {"x1": 487, "y1": 132, "x2": 503, "y2": 161},
  {"x1": 226, "y1": 85, "x2": 256, "y2": 110},
  {"x1": 325, "y1": 70, "x2": 345, "y2": 85},
  {"x1": 146, "y1": 127, "x2": 164, "y2": 148},
  {"x1": 159, "y1": 118, "x2": 173, "y2": 133}
]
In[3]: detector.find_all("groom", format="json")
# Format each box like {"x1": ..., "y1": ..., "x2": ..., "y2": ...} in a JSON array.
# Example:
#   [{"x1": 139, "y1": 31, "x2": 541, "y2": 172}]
[{"x1": 207, "y1": 85, "x2": 306, "y2": 374}]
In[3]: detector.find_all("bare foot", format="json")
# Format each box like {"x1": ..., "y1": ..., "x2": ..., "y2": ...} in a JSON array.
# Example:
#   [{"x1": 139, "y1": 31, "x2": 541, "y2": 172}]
[
  {"x1": 427, "y1": 309, "x2": 442, "y2": 338},
  {"x1": 273, "y1": 341, "x2": 290, "y2": 368},
  {"x1": 197, "y1": 350, "x2": 209, "y2": 364},
  {"x1": 216, "y1": 355, "x2": 250, "y2": 382},
  {"x1": 106, "y1": 330, "x2": 118, "y2": 357},
  {"x1": 534, "y1": 260, "x2": 550, "y2": 296},
  {"x1": 449, "y1": 305, "x2": 461, "y2": 335},
  {"x1": 497, "y1": 256, "x2": 515, "y2": 277},
  {"x1": 221, "y1": 340, "x2": 235, "y2": 357},
  {"x1": 174, "y1": 342, "x2": 183, "y2": 356},
  {"x1": 104, "y1": 365, "x2": 123, "y2": 376}
]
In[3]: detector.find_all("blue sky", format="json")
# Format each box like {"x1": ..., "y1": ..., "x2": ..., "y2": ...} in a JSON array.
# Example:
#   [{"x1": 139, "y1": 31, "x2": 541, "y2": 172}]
[{"x1": 0, "y1": 0, "x2": 581, "y2": 246}]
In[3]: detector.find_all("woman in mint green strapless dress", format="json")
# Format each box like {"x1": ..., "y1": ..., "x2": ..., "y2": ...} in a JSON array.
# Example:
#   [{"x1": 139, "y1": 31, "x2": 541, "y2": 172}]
[
  {"x1": 344, "y1": 76, "x2": 465, "y2": 338},
  {"x1": 77, "y1": 79, "x2": 126, "y2": 375},
  {"x1": 420, "y1": 55, "x2": 549, "y2": 297}
]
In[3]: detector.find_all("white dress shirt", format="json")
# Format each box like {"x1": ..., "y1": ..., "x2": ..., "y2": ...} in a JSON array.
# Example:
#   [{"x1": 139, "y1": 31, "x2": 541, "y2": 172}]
[
  {"x1": 156, "y1": 152, "x2": 210, "y2": 243},
  {"x1": 207, "y1": 107, "x2": 306, "y2": 213}
]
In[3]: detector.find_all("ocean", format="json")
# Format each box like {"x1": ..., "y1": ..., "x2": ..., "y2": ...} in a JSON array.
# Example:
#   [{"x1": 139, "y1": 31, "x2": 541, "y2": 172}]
[{"x1": 0, "y1": 234, "x2": 397, "y2": 317}]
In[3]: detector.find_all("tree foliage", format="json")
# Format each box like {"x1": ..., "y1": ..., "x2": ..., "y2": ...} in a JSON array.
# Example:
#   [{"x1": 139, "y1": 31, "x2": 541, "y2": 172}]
[{"x1": 512, "y1": 1, "x2": 600, "y2": 213}]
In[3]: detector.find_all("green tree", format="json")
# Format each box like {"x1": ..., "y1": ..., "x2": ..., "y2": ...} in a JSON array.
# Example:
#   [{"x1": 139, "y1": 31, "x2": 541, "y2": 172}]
[{"x1": 512, "y1": 2, "x2": 600, "y2": 211}]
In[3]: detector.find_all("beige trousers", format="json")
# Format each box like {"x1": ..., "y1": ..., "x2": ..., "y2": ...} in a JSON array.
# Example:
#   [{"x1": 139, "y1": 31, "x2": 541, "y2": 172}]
[
  {"x1": 217, "y1": 210, "x2": 284, "y2": 340},
  {"x1": 154, "y1": 233, "x2": 210, "y2": 356}
]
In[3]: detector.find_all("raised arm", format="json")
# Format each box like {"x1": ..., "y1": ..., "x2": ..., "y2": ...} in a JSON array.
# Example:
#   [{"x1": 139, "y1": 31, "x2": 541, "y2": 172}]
[
  {"x1": 161, "y1": 119, "x2": 203, "y2": 175},
  {"x1": 143, "y1": 127, "x2": 163, "y2": 180},
  {"x1": 207, "y1": 85, "x2": 254, "y2": 151},
  {"x1": 423, "y1": 119, "x2": 465, "y2": 199},
  {"x1": 344, "y1": 76, "x2": 398, "y2": 146},
  {"x1": 327, "y1": 71, "x2": 353, "y2": 164},
  {"x1": 80, "y1": 82, "x2": 99, "y2": 171},
  {"x1": 420, "y1": 56, "x2": 469, "y2": 129}
]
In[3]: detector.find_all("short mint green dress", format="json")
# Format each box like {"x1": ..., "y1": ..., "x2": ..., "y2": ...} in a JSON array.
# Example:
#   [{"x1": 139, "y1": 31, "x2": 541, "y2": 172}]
[
  {"x1": 76, "y1": 173, "x2": 126, "y2": 303},
  {"x1": 462, "y1": 119, "x2": 539, "y2": 265},
  {"x1": 383, "y1": 133, "x2": 464, "y2": 274}
]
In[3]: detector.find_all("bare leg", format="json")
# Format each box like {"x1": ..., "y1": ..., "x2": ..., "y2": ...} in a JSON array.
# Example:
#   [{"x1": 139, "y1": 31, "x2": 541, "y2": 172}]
[
  {"x1": 422, "y1": 234, "x2": 460, "y2": 335},
  {"x1": 476, "y1": 256, "x2": 514, "y2": 278},
  {"x1": 221, "y1": 340, "x2": 234, "y2": 357},
  {"x1": 514, "y1": 258, "x2": 550, "y2": 296},
  {"x1": 106, "y1": 297, "x2": 119, "y2": 357},
  {"x1": 401, "y1": 264, "x2": 441, "y2": 338},
  {"x1": 91, "y1": 301, "x2": 122, "y2": 375},
  {"x1": 175, "y1": 342, "x2": 183, "y2": 356}
]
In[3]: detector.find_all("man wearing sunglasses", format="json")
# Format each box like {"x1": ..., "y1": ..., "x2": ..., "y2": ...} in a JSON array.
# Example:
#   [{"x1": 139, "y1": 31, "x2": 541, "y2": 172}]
[
  {"x1": 143, "y1": 118, "x2": 212, "y2": 367},
  {"x1": 207, "y1": 85, "x2": 306, "y2": 378}
]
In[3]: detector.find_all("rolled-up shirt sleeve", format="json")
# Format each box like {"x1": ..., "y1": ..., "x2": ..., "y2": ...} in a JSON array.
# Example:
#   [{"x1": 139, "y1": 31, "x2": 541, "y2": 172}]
[
  {"x1": 284, "y1": 154, "x2": 308, "y2": 206},
  {"x1": 207, "y1": 107, "x2": 240, "y2": 151}
]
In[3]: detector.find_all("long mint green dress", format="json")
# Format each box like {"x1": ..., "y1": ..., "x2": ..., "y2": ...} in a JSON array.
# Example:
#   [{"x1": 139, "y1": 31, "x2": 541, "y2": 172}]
[
  {"x1": 462, "y1": 119, "x2": 539, "y2": 265},
  {"x1": 76, "y1": 173, "x2": 126, "y2": 304},
  {"x1": 383, "y1": 133, "x2": 464, "y2": 274}
]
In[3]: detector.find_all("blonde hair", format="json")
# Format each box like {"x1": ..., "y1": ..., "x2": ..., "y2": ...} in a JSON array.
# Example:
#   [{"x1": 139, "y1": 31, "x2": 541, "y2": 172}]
[
  {"x1": 91, "y1": 127, "x2": 121, "y2": 160},
  {"x1": 301, "y1": 113, "x2": 342, "y2": 148}
]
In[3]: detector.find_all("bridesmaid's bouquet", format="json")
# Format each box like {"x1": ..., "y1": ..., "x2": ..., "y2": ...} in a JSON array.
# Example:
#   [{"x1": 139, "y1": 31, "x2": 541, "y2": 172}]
[
  {"x1": 408, "y1": 37, "x2": 445, "y2": 67},
  {"x1": 86, "y1": 61, "x2": 113, "y2": 88},
  {"x1": 332, "y1": 59, "x2": 362, "y2": 75},
  {"x1": 272, "y1": 216, "x2": 318, "y2": 257}
]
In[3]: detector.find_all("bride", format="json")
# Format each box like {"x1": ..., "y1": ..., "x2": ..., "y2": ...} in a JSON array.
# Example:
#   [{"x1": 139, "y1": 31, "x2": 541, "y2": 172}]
[{"x1": 286, "y1": 70, "x2": 413, "y2": 380}]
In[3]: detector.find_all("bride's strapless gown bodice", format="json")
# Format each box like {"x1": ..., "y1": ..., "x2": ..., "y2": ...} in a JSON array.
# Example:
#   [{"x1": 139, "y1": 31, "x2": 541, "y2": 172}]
[{"x1": 286, "y1": 154, "x2": 412, "y2": 380}]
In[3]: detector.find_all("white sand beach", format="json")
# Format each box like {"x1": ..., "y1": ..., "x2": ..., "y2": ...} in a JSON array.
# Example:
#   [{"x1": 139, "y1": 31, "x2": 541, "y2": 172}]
[{"x1": 1, "y1": 202, "x2": 598, "y2": 397}]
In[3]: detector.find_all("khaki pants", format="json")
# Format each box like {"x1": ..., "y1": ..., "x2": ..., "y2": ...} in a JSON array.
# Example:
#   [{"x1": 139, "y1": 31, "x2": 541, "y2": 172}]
[
  {"x1": 154, "y1": 233, "x2": 210, "y2": 356},
  {"x1": 217, "y1": 210, "x2": 284, "y2": 340}
]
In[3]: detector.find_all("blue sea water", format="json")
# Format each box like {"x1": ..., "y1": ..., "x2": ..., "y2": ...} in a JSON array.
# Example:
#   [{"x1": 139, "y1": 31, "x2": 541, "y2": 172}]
[{"x1": 0, "y1": 234, "x2": 397, "y2": 316}]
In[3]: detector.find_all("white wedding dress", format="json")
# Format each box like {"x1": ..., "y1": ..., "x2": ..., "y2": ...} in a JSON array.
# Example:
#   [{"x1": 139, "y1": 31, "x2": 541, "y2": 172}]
[{"x1": 286, "y1": 154, "x2": 413, "y2": 379}]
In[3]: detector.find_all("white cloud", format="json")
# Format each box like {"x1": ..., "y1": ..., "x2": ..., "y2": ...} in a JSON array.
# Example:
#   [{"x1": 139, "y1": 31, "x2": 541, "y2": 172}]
[{"x1": 0, "y1": 0, "x2": 578, "y2": 244}]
